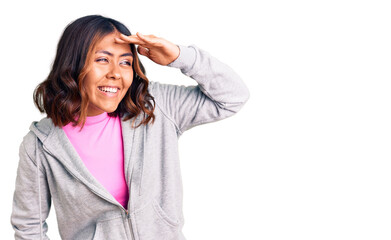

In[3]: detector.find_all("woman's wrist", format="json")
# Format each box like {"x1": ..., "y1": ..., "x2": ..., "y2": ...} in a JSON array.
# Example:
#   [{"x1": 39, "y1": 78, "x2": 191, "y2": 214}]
[{"x1": 167, "y1": 45, "x2": 197, "y2": 73}]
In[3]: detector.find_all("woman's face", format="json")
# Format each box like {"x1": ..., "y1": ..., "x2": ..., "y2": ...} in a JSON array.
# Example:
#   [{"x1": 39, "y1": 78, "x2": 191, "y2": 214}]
[{"x1": 83, "y1": 32, "x2": 134, "y2": 116}]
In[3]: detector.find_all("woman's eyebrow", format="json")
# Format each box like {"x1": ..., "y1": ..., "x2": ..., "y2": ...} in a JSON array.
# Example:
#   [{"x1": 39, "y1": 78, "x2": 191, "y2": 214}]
[{"x1": 95, "y1": 50, "x2": 133, "y2": 57}]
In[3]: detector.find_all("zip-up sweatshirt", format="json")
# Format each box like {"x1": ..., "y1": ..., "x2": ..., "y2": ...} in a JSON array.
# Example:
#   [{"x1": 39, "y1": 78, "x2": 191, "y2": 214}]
[{"x1": 10, "y1": 44, "x2": 250, "y2": 240}]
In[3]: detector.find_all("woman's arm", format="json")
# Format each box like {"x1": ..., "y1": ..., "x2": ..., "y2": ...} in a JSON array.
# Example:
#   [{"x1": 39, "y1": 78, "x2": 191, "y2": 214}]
[
  {"x1": 11, "y1": 137, "x2": 51, "y2": 239},
  {"x1": 116, "y1": 33, "x2": 250, "y2": 135},
  {"x1": 150, "y1": 44, "x2": 250, "y2": 135}
]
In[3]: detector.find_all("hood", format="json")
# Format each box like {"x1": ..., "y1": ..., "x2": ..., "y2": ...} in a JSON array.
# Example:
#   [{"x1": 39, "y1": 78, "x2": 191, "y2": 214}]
[{"x1": 29, "y1": 117, "x2": 53, "y2": 143}]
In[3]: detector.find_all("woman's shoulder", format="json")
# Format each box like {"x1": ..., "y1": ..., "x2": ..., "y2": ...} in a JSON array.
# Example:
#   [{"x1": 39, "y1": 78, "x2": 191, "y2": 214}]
[
  {"x1": 30, "y1": 117, "x2": 54, "y2": 137},
  {"x1": 21, "y1": 117, "x2": 54, "y2": 146}
]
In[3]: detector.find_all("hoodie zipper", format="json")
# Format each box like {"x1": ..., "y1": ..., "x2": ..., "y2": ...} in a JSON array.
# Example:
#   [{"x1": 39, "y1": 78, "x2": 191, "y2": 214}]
[
  {"x1": 125, "y1": 210, "x2": 136, "y2": 240},
  {"x1": 42, "y1": 145, "x2": 136, "y2": 240}
]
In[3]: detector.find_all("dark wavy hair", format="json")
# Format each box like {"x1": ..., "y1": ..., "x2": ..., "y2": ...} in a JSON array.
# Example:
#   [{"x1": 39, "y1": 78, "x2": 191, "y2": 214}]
[{"x1": 34, "y1": 15, "x2": 155, "y2": 129}]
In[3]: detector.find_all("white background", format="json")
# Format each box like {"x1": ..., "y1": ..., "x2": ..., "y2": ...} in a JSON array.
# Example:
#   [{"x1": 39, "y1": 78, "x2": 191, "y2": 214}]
[{"x1": 1, "y1": 0, "x2": 391, "y2": 239}]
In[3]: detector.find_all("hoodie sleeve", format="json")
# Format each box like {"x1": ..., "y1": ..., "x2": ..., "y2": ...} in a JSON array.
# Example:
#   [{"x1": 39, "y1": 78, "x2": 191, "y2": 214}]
[
  {"x1": 149, "y1": 44, "x2": 250, "y2": 136},
  {"x1": 11, "y1": 138, "x2": 51, "y2": 240}
]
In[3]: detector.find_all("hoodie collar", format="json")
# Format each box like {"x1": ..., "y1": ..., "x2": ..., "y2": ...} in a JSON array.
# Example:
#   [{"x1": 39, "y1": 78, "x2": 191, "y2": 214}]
[{"x1": 29, "y1": 113, "x2": 140, "y2": 208}]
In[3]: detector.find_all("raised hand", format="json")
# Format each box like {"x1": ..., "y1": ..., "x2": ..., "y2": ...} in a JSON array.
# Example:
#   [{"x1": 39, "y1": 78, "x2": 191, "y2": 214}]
[{"x1": 115, "y1": 32, "x2": 180, "y2": 66}]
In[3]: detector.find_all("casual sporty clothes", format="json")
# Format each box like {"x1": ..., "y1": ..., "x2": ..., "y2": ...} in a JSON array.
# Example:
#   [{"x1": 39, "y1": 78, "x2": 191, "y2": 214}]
[{"x1": 62, "y1": 112, "x2": 129, "y2": 209}]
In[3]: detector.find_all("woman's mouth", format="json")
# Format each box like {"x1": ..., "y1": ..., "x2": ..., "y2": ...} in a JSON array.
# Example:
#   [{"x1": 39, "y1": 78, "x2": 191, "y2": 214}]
[
  {"x1": 98, "y1": 86, "x2": 120, "y2": 97},
  {"x1": 98, "y1": 86, "x2": 119, "y2": 93}
]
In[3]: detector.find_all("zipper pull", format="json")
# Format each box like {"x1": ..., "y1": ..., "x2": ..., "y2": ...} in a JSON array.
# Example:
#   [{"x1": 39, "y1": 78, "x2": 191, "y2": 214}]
[{"x1": 125, "y1": 210, "x2": 131, "y2": 219}]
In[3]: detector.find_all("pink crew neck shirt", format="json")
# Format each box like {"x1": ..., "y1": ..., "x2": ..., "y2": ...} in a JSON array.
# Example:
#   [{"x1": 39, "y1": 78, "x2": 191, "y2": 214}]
[{"x1": 62, "y1": 112, "x2": 129, "y2": 209}]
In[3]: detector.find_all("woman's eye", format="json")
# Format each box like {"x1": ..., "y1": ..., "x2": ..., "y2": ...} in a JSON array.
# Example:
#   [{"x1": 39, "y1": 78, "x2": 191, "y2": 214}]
[
  {"x1": 96, "y1": 58, "x2": 131, "y2": 66},
  {"x1": 121, "y1": 60, "x2": 132, "y2": 66},
  {"x1": 96, "y1": 58, "x2": 108, "y2": 62}
]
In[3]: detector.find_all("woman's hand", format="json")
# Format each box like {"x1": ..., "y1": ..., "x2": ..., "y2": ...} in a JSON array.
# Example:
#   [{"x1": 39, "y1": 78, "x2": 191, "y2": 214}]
[{"x1": 115, "y1": 33, "x2": 180, "y2": 66}]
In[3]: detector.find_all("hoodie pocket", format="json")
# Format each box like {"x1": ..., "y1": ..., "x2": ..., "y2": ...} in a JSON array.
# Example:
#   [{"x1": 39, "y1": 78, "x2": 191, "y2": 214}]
[
  {"x1": 135, "y1": 199, "x2": 181, "y2": 240},
  {"x1": 92, "y1": 215, "x2": 127, "y2": 240}
]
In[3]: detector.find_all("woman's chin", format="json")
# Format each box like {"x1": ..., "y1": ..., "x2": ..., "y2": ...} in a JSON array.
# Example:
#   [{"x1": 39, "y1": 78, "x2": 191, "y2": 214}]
[
  {"x1": 103, "y1": 105, "x2": 120, "y2": 114},
  {"x1": 87, "y1": 104, "x2": 119, "y2": 116}
]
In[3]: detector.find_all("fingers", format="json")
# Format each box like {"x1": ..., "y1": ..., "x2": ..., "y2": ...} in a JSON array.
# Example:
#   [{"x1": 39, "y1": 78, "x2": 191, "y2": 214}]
[
  {"x1": 115, "y1": 33, "x2": 161, "y2": 47},
  {"x1": 113, "y1": 34, "x2": 150, "y2": 58},
  {"x1": 137, "y1": 46, "x2": 150, "y2": 57},
  {"x1": 115, "y1": 34, "x2": 145, "y2": 45},
  {"x1": 136, "y1": 33, "x2": 158, "y2": 44}
]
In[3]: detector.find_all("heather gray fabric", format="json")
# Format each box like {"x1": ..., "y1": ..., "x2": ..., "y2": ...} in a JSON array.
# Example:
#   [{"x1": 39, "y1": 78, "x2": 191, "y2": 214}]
[{"x1": 10, "y1": 44, "x2": 250, "y2": 240}]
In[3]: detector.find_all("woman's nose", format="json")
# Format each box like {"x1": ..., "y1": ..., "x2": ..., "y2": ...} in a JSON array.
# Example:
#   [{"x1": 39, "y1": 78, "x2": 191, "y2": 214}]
[{"x1": 107, "y1": 63, "x2": 121, "y2": 80}]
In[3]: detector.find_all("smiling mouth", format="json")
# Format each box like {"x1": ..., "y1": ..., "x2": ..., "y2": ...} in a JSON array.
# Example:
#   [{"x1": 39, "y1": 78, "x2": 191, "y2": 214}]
[{"x1": 98, "y1": 86, "x2": 119, "y2": 93}]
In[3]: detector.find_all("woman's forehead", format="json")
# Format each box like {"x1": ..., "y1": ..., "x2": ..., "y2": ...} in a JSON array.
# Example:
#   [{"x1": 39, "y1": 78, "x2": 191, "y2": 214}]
[{"x1": 95, "y1": 32, "x2": 131, "y2": 54}]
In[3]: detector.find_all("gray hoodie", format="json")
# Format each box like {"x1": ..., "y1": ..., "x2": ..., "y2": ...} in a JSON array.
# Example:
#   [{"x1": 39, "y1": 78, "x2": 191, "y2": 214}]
[{"x1": 10, "y1": 44, "x2": 250, "y2": 240}]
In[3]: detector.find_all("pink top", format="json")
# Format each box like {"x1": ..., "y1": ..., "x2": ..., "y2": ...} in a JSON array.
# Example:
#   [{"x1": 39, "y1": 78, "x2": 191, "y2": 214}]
[{"x1": 62, "y1": 112, "x2": 129, "y2": 209}]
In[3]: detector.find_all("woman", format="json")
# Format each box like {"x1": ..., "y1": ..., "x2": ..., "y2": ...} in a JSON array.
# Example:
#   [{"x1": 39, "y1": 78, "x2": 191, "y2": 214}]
[{"x1": 10, "y1": 15, "x2": 250, "y2": 240}]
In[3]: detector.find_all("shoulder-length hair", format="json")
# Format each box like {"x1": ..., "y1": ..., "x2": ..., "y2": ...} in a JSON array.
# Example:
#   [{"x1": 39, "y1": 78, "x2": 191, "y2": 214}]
[{"x1": 34, "y1": 15, "x2": 155, "y2": 130}]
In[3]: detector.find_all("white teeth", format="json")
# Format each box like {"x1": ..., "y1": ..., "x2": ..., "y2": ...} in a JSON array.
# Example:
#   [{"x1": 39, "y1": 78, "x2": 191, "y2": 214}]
[{"x1": 99, "y1": 87, "x2": 118, "y2": 93}]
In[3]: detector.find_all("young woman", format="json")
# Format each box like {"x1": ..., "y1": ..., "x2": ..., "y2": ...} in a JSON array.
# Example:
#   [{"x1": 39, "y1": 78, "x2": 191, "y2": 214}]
[{"x1": 10, "y1": 15, "x2": 250, "y2": 240}]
